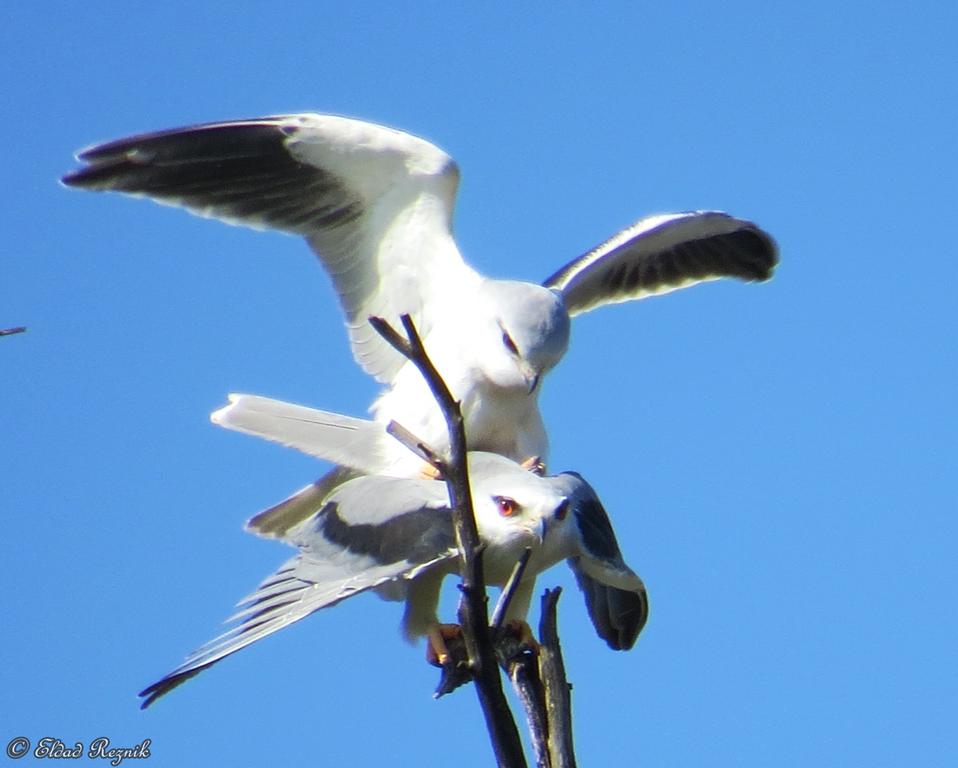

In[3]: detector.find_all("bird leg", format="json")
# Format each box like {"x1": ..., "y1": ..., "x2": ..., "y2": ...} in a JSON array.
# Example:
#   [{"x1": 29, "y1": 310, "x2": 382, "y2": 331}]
[
  {"x1": 426, "y1": 623, "x2": 464, "y2": 668},
  {"x1": 520, "y1": 456, "x2": 547, "y2": 476},
  {"x1": 427, "y1": 623, "x2": 476, "y2": 698}
]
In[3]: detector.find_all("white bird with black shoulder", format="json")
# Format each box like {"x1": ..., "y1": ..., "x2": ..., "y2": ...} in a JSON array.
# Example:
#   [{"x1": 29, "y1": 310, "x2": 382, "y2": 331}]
[{"x1": 137, "y1": 448, "x2": 648, "y2": 709}]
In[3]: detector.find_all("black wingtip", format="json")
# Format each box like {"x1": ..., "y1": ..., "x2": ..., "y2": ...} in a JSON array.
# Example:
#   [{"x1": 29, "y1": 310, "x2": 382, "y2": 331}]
[
  {"x1": 603, "y1": 586, "x2": 649, "y2": 651},
  {"x1": 739, "y1": 226, "x2": 780, "y2": 282},
  {"x1": 60, "y1": 162, "x2": 137, "y2": 191},
  {"x1": 570, "y1": 555, "x2": 650, "y2": 651},
  {"x1": 138, "y1": 667, "x2": 204, "y2": 710},
  {"x1": 688, "y1": 225, "x2": 780, "y2": 285},
  {"x1": 60, "y1": 169, "x2": 90, "y2": 188}
]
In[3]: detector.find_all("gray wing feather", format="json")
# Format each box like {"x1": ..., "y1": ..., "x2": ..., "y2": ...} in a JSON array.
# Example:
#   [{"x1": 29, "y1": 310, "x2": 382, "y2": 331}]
[
  {"x1": 139, "y1": 475, "x2": 455, "y2": 708},
  {"x1": 138, "y1": 552, "x2": 449, "y2": 708},
  {"x1": 544, "y1": 211, "x2": 778, "y2": 316}
]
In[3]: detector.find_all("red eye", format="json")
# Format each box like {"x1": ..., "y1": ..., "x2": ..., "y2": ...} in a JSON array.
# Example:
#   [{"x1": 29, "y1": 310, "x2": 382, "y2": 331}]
[{"x1": 494, "y1": 496, "x2": 519, "y2": 517}]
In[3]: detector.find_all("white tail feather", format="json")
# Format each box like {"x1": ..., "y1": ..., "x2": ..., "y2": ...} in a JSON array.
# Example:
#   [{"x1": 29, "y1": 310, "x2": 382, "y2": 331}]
[{"x1": 211, "y1": 394, "x2": 392, "y2": 473}]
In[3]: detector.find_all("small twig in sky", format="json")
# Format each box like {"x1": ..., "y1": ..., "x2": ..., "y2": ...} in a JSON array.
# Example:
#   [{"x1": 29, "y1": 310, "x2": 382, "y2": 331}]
[{"x1": 0, "y1": 326, "x2": 27, "y2": 336}]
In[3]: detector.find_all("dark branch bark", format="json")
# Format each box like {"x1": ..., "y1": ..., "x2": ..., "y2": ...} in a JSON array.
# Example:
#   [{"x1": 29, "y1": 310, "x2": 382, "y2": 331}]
[
  {"x1": 0, "y1": 326, "x2": 27, "y2": 336},
  {"x1": 503, "y1": 588, "x2": 579, "y2": 768},
  {"x1": 507, "y1": 653, "x2": 550, "y2": 768},
  {"x1": 538, "y1": 589, "x2": 577, "y2": 768},
  {"x1": 369, "y1": 314, "x2": 527, "y2": 768}
]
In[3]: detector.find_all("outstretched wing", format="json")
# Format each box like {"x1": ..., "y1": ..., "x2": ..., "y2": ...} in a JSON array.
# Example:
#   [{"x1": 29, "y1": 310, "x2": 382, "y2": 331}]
[
  {"x1": 554, "y1": 472, "x2": 649, "y2": 650},
  {"x1": 140, "y1": 476, "x2": 455, "y2": 708},
  {"x1": 63, "y1": 114, "x2": 478, "y2": 381},
  {"x1": 211, "y1": 394, "x2": 396, "y2": 475},
  {"x1": 544, "y1": 211, "x2": 777, "y2": 317}
]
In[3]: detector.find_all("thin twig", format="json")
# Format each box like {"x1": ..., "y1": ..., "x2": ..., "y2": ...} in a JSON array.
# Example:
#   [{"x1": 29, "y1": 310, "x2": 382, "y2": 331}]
[
  {"x1": 0, "y1": 326, "x2": 27, "y2": 336},
  {"x1": 370, "y1": 314, "x2": 527, "y2": 768},
  {"x1": 385, "y1": 420, "x2": 445, "y2": 474},
  {"x1": 491, "y1": 548, "x2": 533, "y2": 633},
  {"x1": 538, "y1": 589, "x2": 576, "y2": 768}
]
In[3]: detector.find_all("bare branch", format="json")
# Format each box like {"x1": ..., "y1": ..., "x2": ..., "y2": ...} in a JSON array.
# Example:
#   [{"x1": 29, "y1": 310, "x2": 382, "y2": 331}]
[
  {"x1": 507, "y1": 654, "x2": 550, "y2": 768},
  {"x1": 0, "y1": 326, "x2": 27, "y2": 336},
  {"x1": 503, "y1": 586, "x2": 582, "y2": 768},
  {"x1": 370, "y1": 314, "x2": 527, "y2": 768},
  {"x1": 493, "y1": 551, "x2": 549, "y2": 766},
  {"x1": 539, "y1": 589, "x2": 577, "y2": 768},
  {"x1": 372, "y1": 315, "x2": 580, "y2": 768}
]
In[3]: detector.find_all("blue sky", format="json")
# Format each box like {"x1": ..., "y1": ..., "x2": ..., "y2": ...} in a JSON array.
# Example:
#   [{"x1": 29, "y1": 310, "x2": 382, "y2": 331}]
[{"x1": 3, "y1": 3, "x2": 956, "y2": 766}]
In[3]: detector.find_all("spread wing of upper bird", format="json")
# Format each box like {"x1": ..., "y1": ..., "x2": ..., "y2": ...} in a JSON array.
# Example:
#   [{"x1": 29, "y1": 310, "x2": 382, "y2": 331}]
[
  {"x1": 137, "y1": 451, "x2": 647, "y2": 708},
  {"x1": 63, "y1": 113, "x2": 778, "y2": 478}
]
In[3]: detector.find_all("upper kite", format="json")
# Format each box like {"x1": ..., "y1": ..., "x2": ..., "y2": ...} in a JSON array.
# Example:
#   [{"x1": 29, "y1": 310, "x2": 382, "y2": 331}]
[{"x1": 63, "y1": 113, "x2": 778, "y2": 478}]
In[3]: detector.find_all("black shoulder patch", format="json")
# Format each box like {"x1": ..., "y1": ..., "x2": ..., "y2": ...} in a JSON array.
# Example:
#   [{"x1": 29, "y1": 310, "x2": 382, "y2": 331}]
[
  {"x1": 315, "y1": 502, "x2": 455, "y2": 566},
  {"x1": 566, "y1": 480, "x2": 624, "y2": 562}
]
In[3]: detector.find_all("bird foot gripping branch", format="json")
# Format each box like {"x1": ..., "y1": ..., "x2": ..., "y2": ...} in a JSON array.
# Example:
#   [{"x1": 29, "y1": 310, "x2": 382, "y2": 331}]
[
  {"x1": 426, "y1": 623, "x2": 466, "y2": 669},
  {"x1": 429, "y1": 620, "x2": 542, "y2": 699},
  {"x1": 496, "y1": 620, "x2": 541, "y2": 658},
  {"x1": 428, "y1": 623, "x2": 474, "y2": 698}
]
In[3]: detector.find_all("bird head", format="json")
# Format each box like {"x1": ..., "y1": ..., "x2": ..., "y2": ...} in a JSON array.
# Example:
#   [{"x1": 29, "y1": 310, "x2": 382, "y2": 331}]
[
  {"x1": 473, "y1": 280, "x2": 570, "y2": 394},
  {"x1": 467, "y1": 453, "x2": 578, "y2": 580}
]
